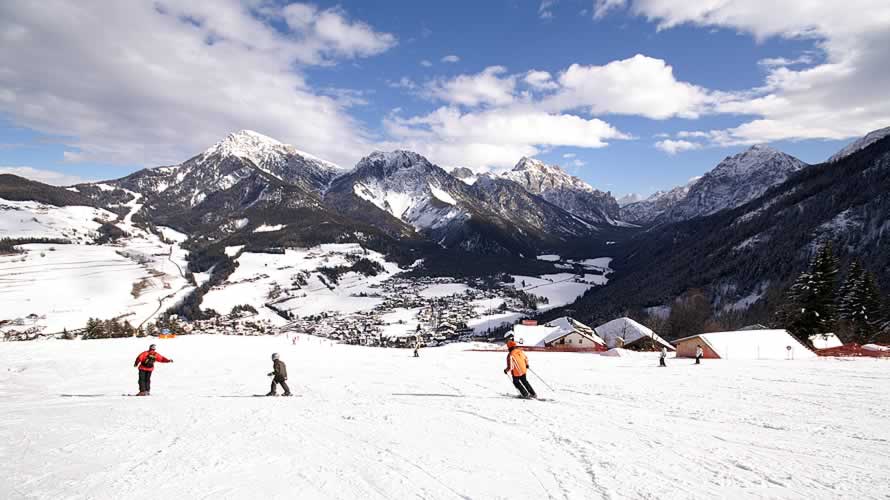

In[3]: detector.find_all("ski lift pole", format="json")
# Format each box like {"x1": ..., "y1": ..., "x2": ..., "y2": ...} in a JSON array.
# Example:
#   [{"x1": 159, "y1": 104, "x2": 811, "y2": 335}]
[{"x1": 527, "y1": 367, "x2": 555, "y2": 392}]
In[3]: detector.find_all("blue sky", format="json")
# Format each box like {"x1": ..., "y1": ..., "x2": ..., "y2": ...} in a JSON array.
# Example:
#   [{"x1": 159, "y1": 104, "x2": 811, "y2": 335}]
[{"x1": 1, "y1": 1, "x2": 887, "y2": 196}]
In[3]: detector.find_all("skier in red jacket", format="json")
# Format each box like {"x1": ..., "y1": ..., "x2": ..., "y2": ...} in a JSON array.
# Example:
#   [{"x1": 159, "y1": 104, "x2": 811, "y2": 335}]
[{"x1": 133, "y1": 344, "x2": 172, "y2": 396}]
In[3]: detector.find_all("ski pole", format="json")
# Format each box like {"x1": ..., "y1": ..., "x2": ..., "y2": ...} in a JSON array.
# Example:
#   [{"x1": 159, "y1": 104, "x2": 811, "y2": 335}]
[{"x1": 528, "y1": 367, "x2": 555, "y2": 392}]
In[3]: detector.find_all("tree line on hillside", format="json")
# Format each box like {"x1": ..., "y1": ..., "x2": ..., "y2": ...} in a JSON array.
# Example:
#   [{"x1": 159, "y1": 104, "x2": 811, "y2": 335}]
[
  {"x1": 0, "y1": 237, "x2": 69, "y2": 254},
  {"x1": 620, "y1": 242, "x2": 889, "y2": 348},
  {"x1": 81, "y1": 315, "x2": 186, "y2": 339}
]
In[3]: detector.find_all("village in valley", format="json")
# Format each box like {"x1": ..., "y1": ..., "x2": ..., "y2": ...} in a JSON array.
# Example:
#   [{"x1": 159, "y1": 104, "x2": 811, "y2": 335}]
[{"x1": 189, "y1": 255, "x2": 611, "y2": 348}]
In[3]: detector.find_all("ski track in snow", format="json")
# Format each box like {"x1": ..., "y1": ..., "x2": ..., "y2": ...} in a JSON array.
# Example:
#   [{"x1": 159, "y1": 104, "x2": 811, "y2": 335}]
[{"x1": 1, "y1": 336, "x2": 888, "y2": 499}]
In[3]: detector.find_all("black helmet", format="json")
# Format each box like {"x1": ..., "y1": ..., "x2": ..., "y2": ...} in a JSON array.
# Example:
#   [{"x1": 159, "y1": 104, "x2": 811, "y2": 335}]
[{"x1": 149, "y1": 344, "x2": 157, "y2": 350}]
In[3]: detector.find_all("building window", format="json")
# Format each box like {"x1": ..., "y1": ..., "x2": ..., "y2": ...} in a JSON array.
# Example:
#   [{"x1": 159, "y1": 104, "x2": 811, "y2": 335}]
[{"x1": 579, "y1": 339, "x2": 583, "y2": 344}]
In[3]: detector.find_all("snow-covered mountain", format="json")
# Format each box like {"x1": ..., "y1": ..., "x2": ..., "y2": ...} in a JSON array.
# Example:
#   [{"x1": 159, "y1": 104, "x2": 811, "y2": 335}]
[
  {"x1": 338, "y1": 151, "x2": 472, "y2": 232},
  {"x1": 665, "y1": 145, "x2": 807, "y2": 222},
  {"x1": 500, "y1": 157, "x2": 620, "y2": 225},
  {"x1": 325, "y1": 150, "x2": 597, "y2": 255},
  {"x1": 620, "y1": 179, "x2": 698, "y2": 225},
  {"x1": 201, "y1": 130, "x2": 343, "y2": 192},
  {"x1": 828, "y1": 126, "x2": 890, "y2": 162},
  {"x1": 622, "y1": 145, "x2": 807, "y2": 225}
]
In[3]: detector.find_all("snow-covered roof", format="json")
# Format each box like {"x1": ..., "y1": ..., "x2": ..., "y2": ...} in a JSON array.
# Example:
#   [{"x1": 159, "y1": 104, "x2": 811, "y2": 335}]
[
  {"x1": 594, "y1": 317, "x2": 673, "y2": 350},
  {"x1": 512, "y1": 316, "x2": 604, "y2": 347},
  {"x1": 676, "y1": 329, "x2": 816, "y2": 360},
  {"x1": 809, "y1": 333, "x2": 843, "y2": 350}
]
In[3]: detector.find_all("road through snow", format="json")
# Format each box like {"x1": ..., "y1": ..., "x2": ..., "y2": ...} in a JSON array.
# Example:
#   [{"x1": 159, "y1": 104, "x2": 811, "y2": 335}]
[{"x1": 1, "y1": 336, "x2": 888, "y2": 499}]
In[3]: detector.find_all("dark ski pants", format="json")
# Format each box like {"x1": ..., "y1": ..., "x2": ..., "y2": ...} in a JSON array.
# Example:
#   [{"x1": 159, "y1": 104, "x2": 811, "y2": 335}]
[
  {"x1": 270, "y1": 376, "x2": 290, "y2": 395},
  {"x1": 138, "y1": 370, "x2": 152, "y2": 393},
  {"x1": 695, "y1": 356, "x2": 702, "y2": 365},
  {"x1": 512, "y1": 374, "x2": 537, "y2": 398},
  {"x1": 659, "y1": 357, "x2": 666, "y2": 367}
]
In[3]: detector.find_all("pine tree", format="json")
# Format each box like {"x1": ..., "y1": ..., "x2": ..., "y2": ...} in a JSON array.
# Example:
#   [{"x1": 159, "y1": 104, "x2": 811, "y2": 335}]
[
  {"x1": 855, "y1": 271, "x2": 882, "y2": 343},
  {"x1": 837, "y1": 260, "x2": 883, "y2": 344},
  {"x1": 783, "y1": 243, "x2": 839, "y2": 343},
  {"x1": 837, "y1": 260, "x2": 864, "y2": 321}
]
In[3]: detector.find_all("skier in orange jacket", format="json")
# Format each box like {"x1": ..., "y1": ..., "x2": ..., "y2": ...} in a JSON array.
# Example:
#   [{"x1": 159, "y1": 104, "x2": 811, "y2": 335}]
[{"x1": 504, "y1": 340, "x2": 537, "y2": 398}]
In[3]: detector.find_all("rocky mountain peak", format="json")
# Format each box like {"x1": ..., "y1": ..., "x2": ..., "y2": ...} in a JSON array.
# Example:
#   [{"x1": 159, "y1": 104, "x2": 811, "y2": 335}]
[
  {"x1": 201, "y1": 130, "x2": 342, "y2": 174},
  {"x1": 356, "y1": 150, "x2": 436, "y2": 176},
  {"x1": 828, "y1": 126, "x2": 890, "y2": 162},
  {"x1": 500, "y1": 157, "x2": 619, "y2": 224}
]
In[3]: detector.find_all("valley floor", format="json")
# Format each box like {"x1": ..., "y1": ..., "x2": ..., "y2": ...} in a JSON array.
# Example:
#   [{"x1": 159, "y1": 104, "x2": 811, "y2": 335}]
[{"x1": 1, "y1": 336, "x2": 888, "y2": 499}]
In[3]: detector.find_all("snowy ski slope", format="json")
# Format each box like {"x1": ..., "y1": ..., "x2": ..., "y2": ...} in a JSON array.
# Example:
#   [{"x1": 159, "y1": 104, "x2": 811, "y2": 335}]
[{"x1": 1, "y1": 336, "x2": 887, "y2": 499}]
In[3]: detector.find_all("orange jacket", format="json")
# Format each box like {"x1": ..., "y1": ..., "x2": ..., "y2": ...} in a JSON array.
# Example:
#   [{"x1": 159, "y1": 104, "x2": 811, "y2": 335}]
[{"x1": 506, "y1": 347, "x2": 528, "y2": 377}]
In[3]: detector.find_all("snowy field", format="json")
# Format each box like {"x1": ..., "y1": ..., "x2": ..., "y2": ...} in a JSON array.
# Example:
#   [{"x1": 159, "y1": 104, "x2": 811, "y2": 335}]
[
  {"x1": 1, "y1": 336, "x2": 888, "y2": 499},
  {"x1": 0, "y1": 194, "x2": 193, "y2": 334}
]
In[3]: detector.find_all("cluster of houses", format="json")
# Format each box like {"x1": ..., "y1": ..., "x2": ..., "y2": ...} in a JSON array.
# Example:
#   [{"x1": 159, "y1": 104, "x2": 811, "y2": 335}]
[
  {"x1": 507, "y1": 316, "x2": 822, "y2": 360},
  {"x1": 273, "y1": 277, "x2": 540, "y2": 347}
]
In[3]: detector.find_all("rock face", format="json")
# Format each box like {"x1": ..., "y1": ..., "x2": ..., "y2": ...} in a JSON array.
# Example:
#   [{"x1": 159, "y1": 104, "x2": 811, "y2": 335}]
[
  {"x1": 500, "y1": 157, "x2": 620, "y2": 225},
  {"x1": 622, "y1": 145, "x2": 807, "y2": 225},
  {"x1": 450, "y1": 167, "x2": 478, "y2": 185}
]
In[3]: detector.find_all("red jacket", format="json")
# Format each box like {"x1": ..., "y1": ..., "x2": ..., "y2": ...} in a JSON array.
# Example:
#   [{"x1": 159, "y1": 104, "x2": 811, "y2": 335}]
[{"x1": 134, "y1": 351, "x2": 171, "y2": 372}]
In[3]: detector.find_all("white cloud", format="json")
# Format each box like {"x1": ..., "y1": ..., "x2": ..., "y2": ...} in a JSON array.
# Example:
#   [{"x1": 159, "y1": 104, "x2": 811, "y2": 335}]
[
  {"x1": 544, "y1": 55, "x2": 714, "y2": 119},
  {"x1": 524, "y1": 70, "x2": 559, "y2": 91},
  {"x1": 562, "y1": 153, "x2": 576, "y2": 158},
  {"x1": 757, "y1": 54, "x2": 815, "y2": 68},
  {"x1": 654, "y1": 139, "x2": 702, "y2": 155},
  {"x1": 420, "y1": 59, "x2": 433, "y2": 67},
  {"x1": 571, "y1": 159, "x2": 586, "y2": 167},
  {"x1": 539, "y1": 0, "x2": 556, "y2": 19},
  {"x1": 0, "y1": 1, "x2": 396, "y2": 168},
  {"x1": 383, "y1": 106, "x2": 629, "y2": 169},
  {"x1": 595, "y1": 0, "x2": 890, "y2": 144},
  {"x1": 388, "y1": 77, "x2": 418, "y2": 90},
  {"x1": 441, "y1": 55, "x2": 460, "y2": 63},
  {"x1": 0, "y1": 166, "x2": 91, "y2": 186},
  {"x1": 281, "y1": 3, "x2": 396, "y2": 62},
  {"x1": 424, "y1": 66, "x2": 517, "y2": 107}
]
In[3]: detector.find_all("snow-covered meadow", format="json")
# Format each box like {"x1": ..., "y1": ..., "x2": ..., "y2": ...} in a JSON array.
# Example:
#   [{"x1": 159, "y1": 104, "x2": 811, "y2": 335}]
[
  {"x1": 0, "y1": 195, "x2": 194, "y2": 335},
  {"x1": 1, "y1": 336, "x2": 888, "y2": 499}
]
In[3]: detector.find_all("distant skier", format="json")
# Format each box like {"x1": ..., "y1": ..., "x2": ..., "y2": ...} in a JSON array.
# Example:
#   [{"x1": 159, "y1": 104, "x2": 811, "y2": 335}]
[
  {"x1": 659, "y1": 347, "x2": 667, "y2": 367},
  {"x1": 133, "y1": 344, "x2": 173, "y2": 396},
  {"x1": 413, "y1": 342, "x2": 420, "y2": 358},
  {"x1": 266, "y1": 353, "x2": 291, "y2": 396},
  {"x1": 695, "y1": 345, "x2": 704, "y2": 365},
  {"x1": 504, "y1": 340, "x2": 537, "y2": 399}
]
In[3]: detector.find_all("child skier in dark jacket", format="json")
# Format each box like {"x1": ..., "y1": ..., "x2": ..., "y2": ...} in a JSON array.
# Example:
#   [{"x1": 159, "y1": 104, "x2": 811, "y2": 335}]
[{"x1": 266, "y1": 353, "x2": 291, "y2": 396}]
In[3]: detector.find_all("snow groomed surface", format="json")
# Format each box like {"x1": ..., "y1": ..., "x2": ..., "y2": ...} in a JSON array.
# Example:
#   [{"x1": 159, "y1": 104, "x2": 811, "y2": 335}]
[{"x1": 1, "y1": 335, "x2": 888, "y2": 499}]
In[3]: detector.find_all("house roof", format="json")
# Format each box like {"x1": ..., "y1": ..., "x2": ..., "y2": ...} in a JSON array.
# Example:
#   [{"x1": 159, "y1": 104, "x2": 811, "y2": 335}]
[
  {"x1": 594, "y1": 317, "x2": 673, "y2": 350},
  {"x1": 673, "y1": 329, "x2": 816, "y2": 360},
  {"x1": 512, "y1": 316, "x2": 605, "y2": 347}
]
